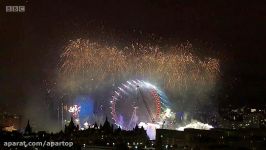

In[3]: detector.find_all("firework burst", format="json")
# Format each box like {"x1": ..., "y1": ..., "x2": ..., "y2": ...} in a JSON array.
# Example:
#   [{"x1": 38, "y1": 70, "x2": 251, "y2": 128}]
[{"x1": 57, "y1": 39, "x2": 220, "y2": 109}]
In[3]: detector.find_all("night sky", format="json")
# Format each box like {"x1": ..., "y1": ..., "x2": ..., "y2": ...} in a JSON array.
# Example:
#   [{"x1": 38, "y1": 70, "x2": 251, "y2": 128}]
[{"x1": 1, "y1": 0, "x2": 266, "y2": 115}]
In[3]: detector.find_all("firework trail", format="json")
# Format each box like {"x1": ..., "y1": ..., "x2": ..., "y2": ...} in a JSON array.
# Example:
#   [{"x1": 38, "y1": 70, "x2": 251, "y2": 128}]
[{"x1": 57, "y1": 39, "x2": 220, "y2": 109}]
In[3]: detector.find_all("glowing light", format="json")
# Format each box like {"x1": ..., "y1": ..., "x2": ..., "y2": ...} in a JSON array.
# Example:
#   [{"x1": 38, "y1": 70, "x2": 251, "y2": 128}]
[
  {"x1": 177, "y1": 120, "x2": 213, "y2": 131},
  {"x1": 138, "y1": 122, "x2": 160, "y2": 140},
  {"x1": 251, "y1": 109, "x2": 256, "y2": 112},
  {"x1": 3, "y1": 126, "x2": 17, "y2": 132},
  {"x1": 75, "y1": 118, "x2": 80, "y2": 124},
  {"x1": 84, "y1": 121, "x2": 89, "y2": 129},
  {"x1": 68, "y1": 105, "x2": 81, "y2": 118},
  {"x1": 165, "y1": 108, "x2": 171, "y2": 118}
]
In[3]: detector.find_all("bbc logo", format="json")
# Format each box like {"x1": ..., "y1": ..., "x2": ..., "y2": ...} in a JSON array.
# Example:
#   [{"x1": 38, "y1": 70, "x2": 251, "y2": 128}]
[{"x1": 6, "y1": 6, "x2": 25, "y2": 12}]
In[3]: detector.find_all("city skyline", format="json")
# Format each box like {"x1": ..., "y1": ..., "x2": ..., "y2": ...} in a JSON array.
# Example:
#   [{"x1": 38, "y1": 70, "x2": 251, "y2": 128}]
[{"x1": 0, "y1": 1, "x2": 266, "y2": 149}]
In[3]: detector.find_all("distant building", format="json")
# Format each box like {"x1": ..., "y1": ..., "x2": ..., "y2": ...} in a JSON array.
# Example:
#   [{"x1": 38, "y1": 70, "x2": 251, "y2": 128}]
[
  {"x1": 156, "y1": 128, "x2": 266, "y2": 149},
  {"x1": 65, "y1": 117, "x2": 79, "y2": 135},
  {"x1": 24, "y1": 120, "x2": 32, "y2": 135},
  {"x1": 73, "y1": 117, "x2": 150, "y2": 149},
  {"x1": 219, "y1": 105, "x2": 266, "y2": 129}
]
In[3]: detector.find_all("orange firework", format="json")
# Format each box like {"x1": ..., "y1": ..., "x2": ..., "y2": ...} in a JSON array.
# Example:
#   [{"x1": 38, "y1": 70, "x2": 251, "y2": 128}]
[{"x1": 57, "y1": 39, "x2": 220, "y2": 101}]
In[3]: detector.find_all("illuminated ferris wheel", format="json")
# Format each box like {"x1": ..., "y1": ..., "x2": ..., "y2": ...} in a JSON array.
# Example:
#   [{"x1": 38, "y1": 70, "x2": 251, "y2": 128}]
[{"x1": 110, "y1": 80, "x2": 167, "y2": 130}]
